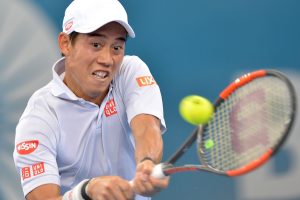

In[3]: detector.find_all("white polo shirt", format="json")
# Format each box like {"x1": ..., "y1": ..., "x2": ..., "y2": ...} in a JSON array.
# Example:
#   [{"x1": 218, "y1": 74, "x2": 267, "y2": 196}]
[{"x1": 13, "y1": 56, "x2": 166, "y2": 200}]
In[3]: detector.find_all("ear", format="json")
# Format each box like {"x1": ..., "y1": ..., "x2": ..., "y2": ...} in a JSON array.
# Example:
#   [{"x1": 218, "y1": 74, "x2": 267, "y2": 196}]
[{"x1": 58, "y1": 32, "x2": 71, "y2": 56}]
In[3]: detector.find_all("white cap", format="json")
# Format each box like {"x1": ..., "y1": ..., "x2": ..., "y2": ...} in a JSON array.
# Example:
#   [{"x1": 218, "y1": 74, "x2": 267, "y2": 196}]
[{"x1": 62, "y1": 0, "x2": 135, "y2": 38}]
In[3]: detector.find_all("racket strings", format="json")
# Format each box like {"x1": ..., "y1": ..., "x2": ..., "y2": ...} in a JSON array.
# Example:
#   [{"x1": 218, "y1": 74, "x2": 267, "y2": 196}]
[{"x1": 200, "y1": 76, "x2": 293, "y2": 171}]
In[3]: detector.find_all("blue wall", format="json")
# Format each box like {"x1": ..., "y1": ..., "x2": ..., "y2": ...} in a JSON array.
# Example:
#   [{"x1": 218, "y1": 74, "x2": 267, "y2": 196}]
[{"x1": 1, "y1": 0, "x2": 299, "y2": 199}]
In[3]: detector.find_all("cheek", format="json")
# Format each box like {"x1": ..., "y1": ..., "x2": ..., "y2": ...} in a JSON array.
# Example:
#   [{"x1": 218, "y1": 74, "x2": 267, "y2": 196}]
[
  {"x1": 71, "y1": 51, "x2": 89, "y2": 64},
  {"x1": 68, "y1": 52, "x2": 94, "y2": 72},
  {"x1": 67, "y1": 59, "x2": 89, "y2": 83},
  {"x1": 69, "y1": 42, "x2": 95, "y2": 62}
]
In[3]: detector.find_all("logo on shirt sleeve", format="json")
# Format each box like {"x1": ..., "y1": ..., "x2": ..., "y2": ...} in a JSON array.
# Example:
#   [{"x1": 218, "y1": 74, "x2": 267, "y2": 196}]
[
  {"x1": 21, "y1": 162, "x2": 45, "y2": 180},
  {"x1": 21, "y1": 167, "x2": 31, "y2": 180},
  {"x1": 136, "y1": 76, "x2": 156, "y2": 87},
  {"x1": 16, "y1": 140, "x2": 39, "y2": 155},
  {"x1": 32, "y1": 162, "x2": 45, "y2": 176},
  {"x1": 104, "y1": 99, "x2": 117, "y2": 117}
]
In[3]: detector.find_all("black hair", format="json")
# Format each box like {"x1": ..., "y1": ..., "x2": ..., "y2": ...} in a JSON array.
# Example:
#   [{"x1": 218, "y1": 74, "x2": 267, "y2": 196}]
[
  {"x1": 61, "y1": 31, "x2": 79, "y2": 57},
  {"x1": 69, "y1": 31, "x2": 79, "y2": 45}
]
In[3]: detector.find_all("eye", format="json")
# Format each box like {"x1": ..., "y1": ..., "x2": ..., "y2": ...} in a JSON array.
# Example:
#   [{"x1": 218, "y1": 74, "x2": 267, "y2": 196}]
[
  {"x1": 91, "y1": 42, "x2": 102, "y2": 49},
  {"x1": 114, "y1": 46, "x2": 122, "y2": 50},
  {"x1": 112, "y1": 45, "x2": 124, "y2": 54}
]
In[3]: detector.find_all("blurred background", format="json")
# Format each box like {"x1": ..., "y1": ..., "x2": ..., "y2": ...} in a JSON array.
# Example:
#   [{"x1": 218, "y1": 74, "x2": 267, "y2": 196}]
[{"x1": 1, "y1": 0, "x2": 299, "y2": 199}]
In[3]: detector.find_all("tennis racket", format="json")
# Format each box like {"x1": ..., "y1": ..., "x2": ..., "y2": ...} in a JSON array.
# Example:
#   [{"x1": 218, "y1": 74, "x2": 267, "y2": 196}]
[{"x1": 152, "y1": 69, "x2": 297, "y2": 178}]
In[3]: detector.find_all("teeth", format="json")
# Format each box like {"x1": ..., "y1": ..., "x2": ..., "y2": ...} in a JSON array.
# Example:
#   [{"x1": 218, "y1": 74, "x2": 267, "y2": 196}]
[{"x1": 93, "y1": 71, "x2": 108, "y2": 78}]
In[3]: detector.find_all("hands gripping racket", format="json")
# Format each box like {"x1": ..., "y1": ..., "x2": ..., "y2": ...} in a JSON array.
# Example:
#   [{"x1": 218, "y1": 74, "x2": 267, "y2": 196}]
[{"x1": 152, "y1": 69, "x2": 297, "y2": 178}]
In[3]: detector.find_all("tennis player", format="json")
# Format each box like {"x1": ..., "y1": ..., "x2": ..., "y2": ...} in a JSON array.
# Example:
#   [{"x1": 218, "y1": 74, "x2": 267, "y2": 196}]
[{"x1": 13, "y1": 0, "x2": 169, "y2": 199}]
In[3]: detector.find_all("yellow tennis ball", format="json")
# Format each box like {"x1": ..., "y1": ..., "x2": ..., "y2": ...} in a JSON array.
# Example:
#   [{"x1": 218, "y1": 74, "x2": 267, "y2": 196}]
[{"x1": 179, "y1": 95, "x2": 214, "y2": 125}]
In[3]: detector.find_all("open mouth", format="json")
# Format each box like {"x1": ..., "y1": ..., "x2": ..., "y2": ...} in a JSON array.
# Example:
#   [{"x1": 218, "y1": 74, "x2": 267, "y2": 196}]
[{"x1": 92, "y1": 70, "x2": 109, "y2": 79}]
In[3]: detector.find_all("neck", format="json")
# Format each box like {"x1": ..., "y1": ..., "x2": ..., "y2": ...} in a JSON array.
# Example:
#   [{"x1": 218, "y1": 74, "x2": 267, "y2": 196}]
[{"x1": 63, "y1": 75, "x2": 109, "y2": 106}]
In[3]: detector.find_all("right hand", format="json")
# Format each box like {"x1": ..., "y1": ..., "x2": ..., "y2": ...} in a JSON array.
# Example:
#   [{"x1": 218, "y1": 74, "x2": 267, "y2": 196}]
[
  {"x1": 86, "y1": 176, "x2": 134, "y2": 200},
  {"x1": 131, "y1": 160, "x2": 169, "y2": 197}
]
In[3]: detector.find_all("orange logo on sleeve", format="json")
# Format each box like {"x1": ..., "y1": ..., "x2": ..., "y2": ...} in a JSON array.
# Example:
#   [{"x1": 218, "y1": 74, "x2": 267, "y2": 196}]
[{"x1": 136, "y1": 76, "x2": 156, "y2": 87}]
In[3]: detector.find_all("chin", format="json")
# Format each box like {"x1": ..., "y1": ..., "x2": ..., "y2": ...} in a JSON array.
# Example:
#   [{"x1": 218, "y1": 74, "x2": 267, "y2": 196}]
[{"x1": 89, "y1": 88, "x2": 108, "y2": 97}]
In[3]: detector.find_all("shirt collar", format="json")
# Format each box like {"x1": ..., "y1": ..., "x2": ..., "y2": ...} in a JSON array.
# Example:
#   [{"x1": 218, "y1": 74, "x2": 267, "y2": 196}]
[{"x1": 51, "y1": 57, "x2": 79, "y2": 100}]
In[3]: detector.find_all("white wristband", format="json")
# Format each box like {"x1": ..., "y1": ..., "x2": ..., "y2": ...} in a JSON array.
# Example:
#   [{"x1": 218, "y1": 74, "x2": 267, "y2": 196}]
[{"x1": 62, "y1": 179, "x2": 89, "y2": 200}]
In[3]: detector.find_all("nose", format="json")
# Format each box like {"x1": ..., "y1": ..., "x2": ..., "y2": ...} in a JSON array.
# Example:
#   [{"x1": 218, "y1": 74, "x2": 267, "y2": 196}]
[{"x1": 96, "y1": 46, "x2": 113, "y2": 67}]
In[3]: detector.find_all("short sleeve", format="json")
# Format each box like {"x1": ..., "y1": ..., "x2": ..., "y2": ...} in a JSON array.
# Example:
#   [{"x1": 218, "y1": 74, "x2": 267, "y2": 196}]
[
  {"x1": 117, "y1": 56, "x2": 166, "y2": 133},
  {"x1": 13, "y1": 109, "x2": 60, "y2": 197}
]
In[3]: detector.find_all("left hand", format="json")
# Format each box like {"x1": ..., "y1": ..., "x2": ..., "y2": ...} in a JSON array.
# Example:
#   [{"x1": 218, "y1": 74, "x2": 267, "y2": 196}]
[{"x1": 132, "y1": 159, "x2": 169, "y2": 197}]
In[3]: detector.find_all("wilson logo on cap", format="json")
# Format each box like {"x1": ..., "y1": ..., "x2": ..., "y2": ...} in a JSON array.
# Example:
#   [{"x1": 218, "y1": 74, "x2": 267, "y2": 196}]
[
  {"x1": 64, "y1": 20, "x2": 73, "y2": 32},
  {"x1": 16, "y1": 140, "x2": 39, "y2": 155},
  {"x1": 136, "y1": 76, "x2": 156, "y2": 87}
]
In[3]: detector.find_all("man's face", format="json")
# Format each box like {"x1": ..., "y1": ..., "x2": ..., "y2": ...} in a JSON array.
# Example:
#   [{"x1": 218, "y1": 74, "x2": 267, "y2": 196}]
[{"x1": 63, "y1": 22, "x2": 127, "y2": 104}]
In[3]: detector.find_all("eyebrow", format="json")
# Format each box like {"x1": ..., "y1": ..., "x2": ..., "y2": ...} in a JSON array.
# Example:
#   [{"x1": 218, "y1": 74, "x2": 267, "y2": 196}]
[{"x1": 86, "y1": 32, "x2": 127, "y2": 42}]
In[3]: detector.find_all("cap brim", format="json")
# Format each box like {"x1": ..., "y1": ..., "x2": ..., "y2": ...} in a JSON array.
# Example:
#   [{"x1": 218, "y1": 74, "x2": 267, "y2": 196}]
[
  {"x1": 115, "y1": 20, "x2": 135, "y2": 38},
  {"x1": 73, "y1": 20, "x2": 135, "y2": 38}
]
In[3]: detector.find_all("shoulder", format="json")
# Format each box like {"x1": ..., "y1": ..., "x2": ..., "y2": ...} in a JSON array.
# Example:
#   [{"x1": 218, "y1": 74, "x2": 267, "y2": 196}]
[
  {"x1": 19, "y1": 83, "x2": 58, "y2": 131},
  {"x1": 24, "y1": 84, "x2": 52, "y2": 114},
  {"x1": 119, "y1": 55, "x2": 149, "y2": 74},
  {"x1": 15, "y1": 84, "x2": 59, "y2": 149},
  {"x1": 114, "y1": 55, "x2": 151, "y2": 83},
  {"x1": 122, "y1": 55, "x2": 145, "y2": 66}
]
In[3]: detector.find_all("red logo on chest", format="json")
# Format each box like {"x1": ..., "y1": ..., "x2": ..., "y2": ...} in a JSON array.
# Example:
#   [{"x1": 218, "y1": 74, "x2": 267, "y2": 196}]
[{"x1": 104, "y1": 99, "x2": 117, "y2": 117}]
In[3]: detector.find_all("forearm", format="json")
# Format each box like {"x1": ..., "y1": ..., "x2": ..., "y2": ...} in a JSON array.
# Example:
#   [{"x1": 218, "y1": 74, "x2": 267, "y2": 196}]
[
  {"x1": 135, "y1": 127, "x2": 163, "y2": 164},
  {"x1": 26, "y1": 181, "x2": 89, "y2": 200},
  {"x1": 25, "y1": 184, "x2": 62, "y2": 200},
  {"x1": 130, "y1": 114, "x2": 169, "y2": 196},
  {"x1": 131, "y1": 114, "x2": 164, "y2": 164}
]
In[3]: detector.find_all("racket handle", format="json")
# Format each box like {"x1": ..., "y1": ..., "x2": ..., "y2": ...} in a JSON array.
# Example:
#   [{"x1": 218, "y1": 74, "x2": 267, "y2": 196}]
[
  {"x1": 151, "y1": 163, "x2": 167, "y2": 179},
  {"x1": 129, "y1": 163, "x2": 168, "y2": 186}
]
